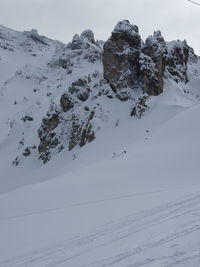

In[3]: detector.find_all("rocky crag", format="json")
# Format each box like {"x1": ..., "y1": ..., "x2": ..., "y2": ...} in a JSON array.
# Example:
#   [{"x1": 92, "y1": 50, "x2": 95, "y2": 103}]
[
  {"x1": 0, "y1": 21, "x2": 199, "y2": 165},
  {"x1": 38, "y1": 20, "x2": 197, "y2": 163},
  {"x1": 103, "y1": 20, "x2": 197, "y2": 99}
]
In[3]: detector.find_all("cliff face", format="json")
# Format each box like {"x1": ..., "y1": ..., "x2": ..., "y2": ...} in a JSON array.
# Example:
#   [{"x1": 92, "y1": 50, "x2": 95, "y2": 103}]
[
  {"x1": 103, "y1": 20, "x2": 197, "y2": 98},
  {"x1": 102, "y1": 20, "x2": 142, "y2": 101}
]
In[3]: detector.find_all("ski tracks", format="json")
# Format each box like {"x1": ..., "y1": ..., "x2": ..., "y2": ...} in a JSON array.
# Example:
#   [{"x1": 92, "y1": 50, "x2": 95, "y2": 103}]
[{"x1": 1, "y1": 191, "x2": 200, "y2": 267}]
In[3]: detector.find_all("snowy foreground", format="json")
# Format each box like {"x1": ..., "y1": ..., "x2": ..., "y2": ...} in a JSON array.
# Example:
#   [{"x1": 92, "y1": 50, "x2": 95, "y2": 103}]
[
  {"x1": 1, "y1": 103, "x2": 200, "y2": 267},
  {"x1": 0, "y1": 24, "x2": 200, "y2": 266}
]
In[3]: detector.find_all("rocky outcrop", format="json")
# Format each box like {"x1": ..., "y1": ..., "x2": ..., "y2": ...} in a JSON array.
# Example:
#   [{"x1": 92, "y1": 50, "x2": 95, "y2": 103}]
[
  {"x1": 38, "y1": 111, "x2": 62, "y2": 163},
  {"x1": 140, "y1": 31, "x2": 167, "y2": 95},
  {"x1": 60, "y1": 93, "x2": 74, "y2": 112},
  {"x1": 37, "y1": 75, "x2": 98, "y2": 163},
  {"x1": 80, "y1": 30, "x2": 95, "y2": 44},
  {"x1": 130, "y1": 95, "x2": 149, "y2": 119},
  {"x1": 165, "y1": 40, "x2": 190, "y2": 83},
  {"x1": 103, "y1": 20, "x2": 197, "y2": 98},
  {"x1": 68, "y1": 111, "x2": 95, "y2": 151},
  {"x1": 38, "y1": 108, "x2": 96, "y2": 163},
  {"x1": 68, "y1": 77, "x2": 91, "y2": 102},
  {"x1": 2, "y1": 22, "x2": 199, "y2": 168},
  {"x1": 35, "y1": 21, "x2": 199, "y2": 164},
  {"x1": 102, "y1": 20, "x2": 141, "y2": 100},
  {"x1": 67, "y1": 30, "x2": 102, "y2": 63}
]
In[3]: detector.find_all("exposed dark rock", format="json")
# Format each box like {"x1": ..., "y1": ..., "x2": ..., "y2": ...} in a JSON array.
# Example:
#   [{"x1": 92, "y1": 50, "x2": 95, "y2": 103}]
[
  {"x1": 69, "y1": 111, "x2": 95, "y2": 151},
  {"x1": 23, "y1": 147, "x2": 31, "y2": 157},
  {"x1": 69, "y1": 34, "x2": 84, "y2": 50},
  {"x1": 79, "y1": 123, "x2": 95, "y2": 147},
  {"x1": 68, "y1": 78, "x2": 91, "y2": 102},
  {"x1": 68, "y1": 115, "x2": 82, "y2": 151},
  {"x1": 38, "y1": 104, "x2": 96, "y2": 163},
  {"x1": 25, "y1": 30, "x2": 49, "y2": 46},
  {"x1": 12, "y1": 156, "x2": 20, "y2": 166},
  {"x1": 103, "y1": 20, "x2": 197, "y2": 98},
  {"x1": 71, "y1": 78, "x2": 88, "y2": 88},
  {"x1": 41, "y1": 113, "x2": 59, "y2": 132},
  {"x1": 140, "y1": 31, "x2": 167, "y2": 95},
  {"x1": 69, "y1": 30, "x2": 96, "y2": 50},
  {"x1": 165, "y1": 40, "x2": 189, "y2": 83},
  {"x1": 67, "y1": 30, "x2": 101, "y2": 63},
  {"x1": 38, "y1": 112, "x2": 61, "y2": 163},
  {"x1": 130, "y1": 95, "x2": 149, "y2": 119},
  {"x1": 21, "y1": 115, "x2": 34, "y2": 122},
  {"x1": 84, "y1": 106, "x2": 90, "y2": 111},
  {"x1": 80, "y1": 29, "x2": 95, "y2": 44},
  {"x1": 77, "y1": 90, "x2": 89, "y2": 102},
  {"x1": 60, "y1": 93, "x2": 74, "y2": 112},
  {"x1": 57, "y1": 58, "x2": 72, "y2": 69},
  {"x1": 83, "y1": 49, "x2": 101, "y2": 63},
  {"x1": 49, "y1": 57, "x2": 72, "y2": 70},
  {"x1": 103, "y1": 20, "x2": 141, "y2": 96}
]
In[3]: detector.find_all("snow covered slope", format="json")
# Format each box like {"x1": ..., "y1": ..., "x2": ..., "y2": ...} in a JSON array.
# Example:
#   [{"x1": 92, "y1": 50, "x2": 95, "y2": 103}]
[
  {"x1": 0, "y1": 21, "x2": 200, "y2": 266},
  {"x1": 0, "y1": 103, "x2": 200, "y2": 266}
]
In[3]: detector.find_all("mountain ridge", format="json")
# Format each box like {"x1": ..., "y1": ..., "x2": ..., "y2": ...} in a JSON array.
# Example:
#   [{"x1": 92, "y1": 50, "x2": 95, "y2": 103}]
[{"x1": 0, "y1": 20, "x2": 199, "y2": 168}]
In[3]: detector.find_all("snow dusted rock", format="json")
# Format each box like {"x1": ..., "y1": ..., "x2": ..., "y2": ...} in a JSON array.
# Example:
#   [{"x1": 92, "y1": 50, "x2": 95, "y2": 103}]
[
  {"x1": 68, "y1": 77, "x2": 91, "y2": 102},
  {"x1": 130, "y1": 95, "x2": 149, "y2": 119},
  {"x1": 38, "y1": 105, "x2": 96, "y2": 163},
  {"x1": 67, "y1": 30, "x2": 101, "y2": 63},
  {"x1": 68, "y1": 111, "x2": 95, "y2": 151},
  {"x1": 80, "y1": 29, "x2": 95, "y2": 44},
  {"x1": 37, "y1": 74, "x2": 99, "y2": 163},
  {"x1": 0, "y1": 22, "x2": 199, "y2": 165},
  {"x1": 103, "y1": 20, "x2": 167, "y2": 98},
  {"x1": 140, "y1": 31, "x2": 167, "y2": 95},
  {"x1": 69, "y1": 34, "x2": 84, "y2": 50},
  {"x1": 165, "y1": 40, "x2": 197, "y2": 83},
  {"x1": 103, "y1": 21, "x2": 198, "y2": 98},
  {"x1": 38, "y1": 109, "x2": 62, "y2": 163},
  {"x1": 103, "y1": 20, "x2": 141, "y2": 100},
  {"x1": 60, "y1": 93, "x2": 74, "y2": 112},
  {"x1": 103, "y1": 21, "x2": 166, "y2": 97}
]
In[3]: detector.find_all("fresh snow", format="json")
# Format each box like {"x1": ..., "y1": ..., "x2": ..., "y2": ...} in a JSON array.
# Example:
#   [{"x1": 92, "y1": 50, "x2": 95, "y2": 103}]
[{"x1": 0, "y1": 25, "x2": 200, "y2": 267}]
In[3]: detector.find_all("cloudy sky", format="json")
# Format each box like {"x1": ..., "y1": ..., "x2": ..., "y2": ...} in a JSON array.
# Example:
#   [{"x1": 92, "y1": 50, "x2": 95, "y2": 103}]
[{"x1": 0, "y1": 0, "x2": 199, "y2": 53}]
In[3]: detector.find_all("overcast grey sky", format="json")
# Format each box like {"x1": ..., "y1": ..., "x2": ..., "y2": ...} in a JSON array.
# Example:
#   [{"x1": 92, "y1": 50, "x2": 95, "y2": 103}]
[{"x1": 0, "y1": 0, "x2": 199, "y2": 54}]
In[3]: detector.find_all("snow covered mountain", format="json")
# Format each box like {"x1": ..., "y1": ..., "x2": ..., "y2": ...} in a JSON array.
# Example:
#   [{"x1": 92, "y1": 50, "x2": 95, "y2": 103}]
[
  {"x1": 0, "y1": 20, "x2": 199, "y2": 169},
  {"x1": 0, "y1": 20, "x2": 200, "y2": 266}
]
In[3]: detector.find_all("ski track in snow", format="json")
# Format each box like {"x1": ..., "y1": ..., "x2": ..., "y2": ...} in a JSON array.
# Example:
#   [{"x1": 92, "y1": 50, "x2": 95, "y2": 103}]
[
  {"x1": 0, "y1": 189, "x2": 166, "y2": 222},
  {"x1": 1, "y1": 191, "x2": 200, "y2": 267}
]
